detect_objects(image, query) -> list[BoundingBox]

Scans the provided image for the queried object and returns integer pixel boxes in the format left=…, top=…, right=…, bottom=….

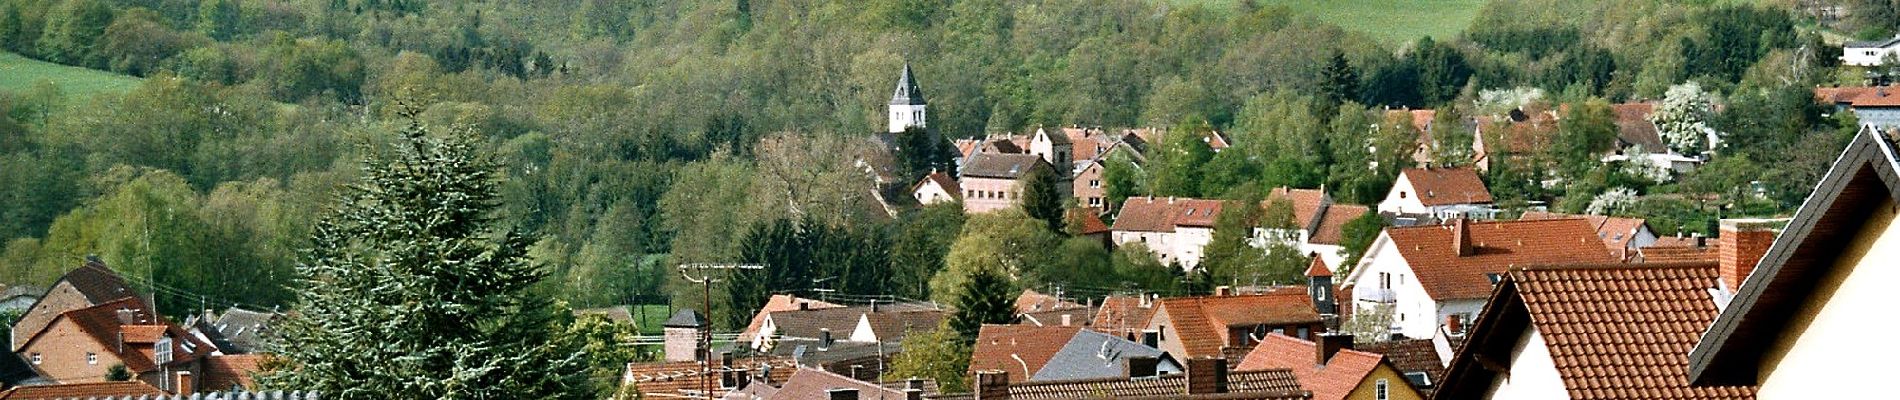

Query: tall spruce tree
left=947, top=266, right=1016, bottom=340
left=260, top=108, right=592, bottom=399
left=1018, top=163, right=1063, bottom=232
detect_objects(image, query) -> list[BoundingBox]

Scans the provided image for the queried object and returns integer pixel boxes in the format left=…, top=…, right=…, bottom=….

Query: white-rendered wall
left=889, top=104, right=926, bottom=133
left=1348, top=236, right=1440, bottom=339
left=1842, top=45, right=1899, bottom=67
left=1482, top=325, right=1570, bottom=400
left=1378, top=175, right=1426, bottom=215
left=1756, top=206, right=1900, bottom=399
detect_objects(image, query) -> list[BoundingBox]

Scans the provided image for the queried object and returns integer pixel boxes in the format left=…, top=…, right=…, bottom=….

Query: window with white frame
left=156, top=336, right=173, bottom=364
left=86, top=352, right=97, bottom=365
left=30, top=353, right=40, bottom=365
left=1376, top=379, right=1389, bottom=400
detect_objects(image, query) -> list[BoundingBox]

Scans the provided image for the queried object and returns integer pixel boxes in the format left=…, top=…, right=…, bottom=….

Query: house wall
left=850, top=314, right=878, bottom=343
left=1378, top=176, right=1427, bottom=215
left=1348, top=364, right=1426, bottom=400
left=913, top=182, right=956, bottom=205
left=1347, top=235, right=1441, bottom=339
left=20, top=317, right=122, bottom=384
left=1755, top=205, right=1898, bottom=398
left=1842, top=45, right=1899, bottom=67
left=961, top=177, right=1021, bottom=214
left=1481, top=325, right=1568, bottom=400
left=1075, top=163, right=1106, bottom=212
left=1143, top=306, right=1186, bottom=359
left=1854, top=107, right=1900, bottom=133
left=1112, top=228, right=1212, bottom=271
left=889, top=104, right=926, bottom=133
left=12, top=281, right=88, bottom=351
left=1250, top=228, right=1347, bottom=273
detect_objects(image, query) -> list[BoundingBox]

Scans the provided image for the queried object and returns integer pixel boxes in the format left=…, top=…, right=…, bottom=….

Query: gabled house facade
left=1144, top=292, right=1324, bottom=360
left=15, top=297, right=212, bottom=392
left=959, top=153, right=1066, bottom=214
left=1376, top=168, right=1495, bottom=222
left=1687, top=127, right=1900, bottom=398
left=968, top=325, right=1081, bottom=384
left=1345, top=219, right=1614, bottom=339
left=1237, top=334, right=1424, bottom=400
left=1109, top=197, right=1223, bottom=269
left=12, top=261, right=141, bottom=352
left=1841, top=35, right=1900, bottom=66
left=1254, top=187, right=1371, bottom=269
left=909, top=171, right=960, bottom=206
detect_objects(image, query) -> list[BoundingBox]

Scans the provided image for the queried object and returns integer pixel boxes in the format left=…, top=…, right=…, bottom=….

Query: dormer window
left=156, top=336, right=173, bottom=364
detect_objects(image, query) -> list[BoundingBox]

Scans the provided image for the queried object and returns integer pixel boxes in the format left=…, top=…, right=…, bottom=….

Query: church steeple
left=891, top=63, right=926, bottom=106
left=888, top=63, right=928, bottom=133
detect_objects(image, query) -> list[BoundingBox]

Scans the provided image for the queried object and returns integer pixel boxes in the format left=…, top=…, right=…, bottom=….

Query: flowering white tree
left=1475, top=87, right=1547, bottom=115
left=1649, top=82, right=1719, bottom=155
left=1587, top=187, right=1640, bottom=215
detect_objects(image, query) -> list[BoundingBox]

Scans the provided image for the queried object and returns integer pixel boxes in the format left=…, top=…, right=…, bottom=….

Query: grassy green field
left=1170, top=0, right=1489, bottom=45
left=0, top=51, right=142, bottom=101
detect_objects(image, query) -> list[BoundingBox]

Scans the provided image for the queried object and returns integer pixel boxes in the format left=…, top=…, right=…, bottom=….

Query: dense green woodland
left=0, top=0, right=1860, bottom=329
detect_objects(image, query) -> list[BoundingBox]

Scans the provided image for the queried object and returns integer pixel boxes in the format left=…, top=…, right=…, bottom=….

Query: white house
left=1109, top=197, right=1223, bottom=270
left=1377, top=167, right=1497, bottom=221
left=1841, top=36, right=1900, bottom=67
left=1345, top=219, right=1614, bottom=339
left=909, top=171, right=960, bottom=206
left=1251, top=187, right=1370, bottom=270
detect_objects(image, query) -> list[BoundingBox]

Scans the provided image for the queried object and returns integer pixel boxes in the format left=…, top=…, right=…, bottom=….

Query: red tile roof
left=1813, top=86, right=1873, bottom=104
left=623, top=357, right=797, bottom=398
left=1003, top=369, right=1306, bottom=399
left=200, top=354, right=266, bottom=391
left=1309, top=204, right=1367, bottom=245
left=743, top=295, right=843, bottom=339
left=968, top=325, right=1083, bottom=383
left=1848, top=86, right=1900, bottom=107
left=1303, top=258, right=1331, bottom=278
left=1519, top=211, right=1649, bottom=258
left=1459, top=263, right=1755, bottom=399
left=26, top=297, right=209, bottom=374
left=1111, top=197, right=1223, bottom=232
left=1236, top=335, right=1390, bottom=400
left=1266, top=187, right=1327, bottom=231
left=1637, top=242, right=1721, bottom=263
left=1090, top=295, right=1158, bottom=337
left=1354, top=339, right=1443, bottom=392
left=1397, top=168, right=1493, bottom=206
left=1013, top=290, right=1082, bottom=314
left=0, top=382, right=164, bottom=400
left=1157, top=294, right=1322, bottom=358
left=1382, top=219, right=1616, bottom=301
left=911, top=171, right=961, bottom=199
left=772, top=367, right=910, bottom=399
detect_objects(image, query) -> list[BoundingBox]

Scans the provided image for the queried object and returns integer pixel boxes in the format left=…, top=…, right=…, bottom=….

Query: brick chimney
left=1316, top=333, right=1354, bottom=366
left=974, top=370, right=1010, bottom=400
left=1185, top=357, right=1228, bottom=395
left=1444, top=314, right=1464, bottom=336
left=1718, top=219, right=1782, bottom=291
left=828, top=388, right=860, bottom=400
left=174, top=371, right=193, bottom=394
left=1451, top=218, right=1474, bottom=256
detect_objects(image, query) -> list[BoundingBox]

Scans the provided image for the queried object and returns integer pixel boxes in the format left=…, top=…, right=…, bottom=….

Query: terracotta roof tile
left=969, top=325, right=1083, bottom=383
left=1636, top=242, right=1721, bottom=263
left=1303, top=258, right=1331, bottom=278
left=1813, top=86, right=1873, bottom=104
left=1005, top=369, right=1306, bottom=399
left=1504, top=264, right=1754, bottom=399
left=200, top=354, right=266, bottom=391
left=1848, top=86, right=1900, bottom=107
left=1611, top=103, right=1665, bottom=150
left=1519, top=211, right=1649, bottom=259
left=624, top=357, right=796, bottom=398
left=1384, top=219, right=1616, bottom=300
left=910, top=172, right=961, bottom=200
left=1110, top=197, right=1223, bottom=233
left=0, top=382, right=164, bottom=400
left=1014, top=290, right=1081, bottom=314
left=1090, top=296, right=1158, bottom=337
left=33, top=298, right=210, bottom=374
left=772, top=367, right=910, bottom=399
left=1158, top=294, right=1321, bottom=358
left=1235, top=335, right=1387, bottom=400
left=1354, top=339, right=1443, bottom=391
left=1309, top=205, right=1367, bottom=245
left=1397, top=168, right=1493, bottom=206
left=743, top=295, right=842, bottom=339
left=1266, top=188, right=1327, bottom=231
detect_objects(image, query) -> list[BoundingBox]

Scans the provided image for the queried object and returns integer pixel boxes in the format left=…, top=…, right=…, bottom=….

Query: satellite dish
left=792, top=344, right=808, bottom=363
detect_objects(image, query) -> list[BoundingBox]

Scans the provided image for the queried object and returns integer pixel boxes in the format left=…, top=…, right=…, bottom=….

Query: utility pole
left=678, top=263, right=763, bottom=399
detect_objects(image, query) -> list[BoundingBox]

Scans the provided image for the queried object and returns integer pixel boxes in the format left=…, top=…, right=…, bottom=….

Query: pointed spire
left=891, top=63, right=926, bottom=106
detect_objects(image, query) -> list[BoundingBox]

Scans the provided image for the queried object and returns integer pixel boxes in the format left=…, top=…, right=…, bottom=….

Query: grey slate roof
left=1030, top=329, right=1182, bottom=381
left=665, top=309, right=708, bottom=328
left=961, top=153, right=1050, bottom=180
left=0, top=352, right=41, bottom=388
left=203, top=308, right=279, bottom=354
left=891, top=63, right=926, bottom=106
left=1845, top=35, right=1900, bottom=49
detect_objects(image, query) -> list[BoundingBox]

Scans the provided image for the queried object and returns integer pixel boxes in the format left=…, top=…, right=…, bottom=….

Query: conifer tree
left=1018, top=163, right=1063, bottom=232
left=947, top=266, right=1016, bottom=340
left=260, top=108, right=592, bottom=399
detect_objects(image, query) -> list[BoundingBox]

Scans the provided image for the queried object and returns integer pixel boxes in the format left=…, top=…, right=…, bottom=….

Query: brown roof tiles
left=1157, top=294, right=1322, bottom=359
left=1236, top=335, right=1392, bottom=400
left=1440, top=263, right=1754, bottom=399
left=1003, top=369, right=1307, bottom=399
left=968, top=325, right=1083, bottom=383
left=1383, top=219, right=1617, bottom=301
left=1397, top=168, right=1493, bottom=206
left=1111, top=197, right=1224, bottom=233
left=962, top=153, right=1050, bottom=180
left=0, top=382, right=164, bottom=400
